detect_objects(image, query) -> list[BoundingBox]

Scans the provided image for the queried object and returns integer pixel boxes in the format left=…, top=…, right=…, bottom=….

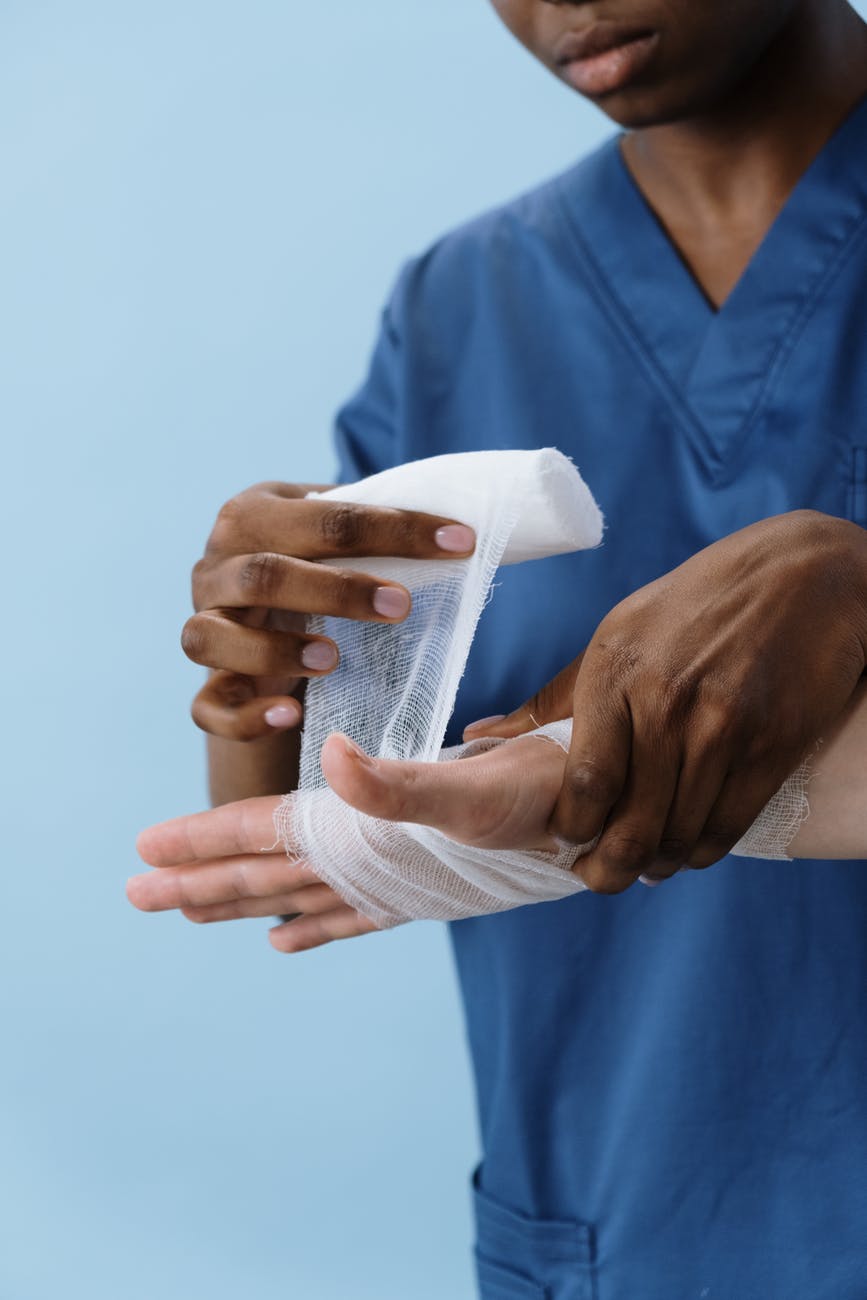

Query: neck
left=623, top=0, right=867, bottom=226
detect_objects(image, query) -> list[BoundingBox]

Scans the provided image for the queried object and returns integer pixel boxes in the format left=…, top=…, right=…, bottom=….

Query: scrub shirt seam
left=555, top=178, right=867, bottom=478
left=733, top=206, right=867, bottom=449
left=553, top=190, right=720, bottom=463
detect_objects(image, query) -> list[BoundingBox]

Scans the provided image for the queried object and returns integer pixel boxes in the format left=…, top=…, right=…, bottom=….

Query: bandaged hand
left=128, top=728, right=574, bottom=951
left=130, top=679, right=867, bottom=946
left=467, top=511, right=867, bottom=891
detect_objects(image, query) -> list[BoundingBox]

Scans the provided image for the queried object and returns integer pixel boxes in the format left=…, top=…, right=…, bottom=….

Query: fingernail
left=435, top=524, right=475, bottom=553
left=342, top=734, right=374, bottom=766
left=264, top=704, right=298, bottom=729
left=639, top=874, right=662, bottom=888
left=464, top=714, right=506, bottom=734
left=301, top=640, right=338, bottom=671
left=373, top=586, right=411, bottom=619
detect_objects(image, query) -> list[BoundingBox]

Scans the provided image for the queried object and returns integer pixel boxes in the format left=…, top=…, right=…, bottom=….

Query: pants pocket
left=472, top=1167, right=597, bottom=1300
left=475, top=1254, right=549, bottom=1299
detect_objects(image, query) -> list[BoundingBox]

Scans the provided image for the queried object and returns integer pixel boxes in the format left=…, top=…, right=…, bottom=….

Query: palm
left=129, top=732, right=567, bottom=951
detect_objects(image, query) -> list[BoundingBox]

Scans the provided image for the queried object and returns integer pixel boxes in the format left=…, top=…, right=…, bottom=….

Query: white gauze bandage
left=501, top=719, right=812, bottom=863
left=274, top=450, right=811, bottom=927
left=274, top=449, right=603, bottom=926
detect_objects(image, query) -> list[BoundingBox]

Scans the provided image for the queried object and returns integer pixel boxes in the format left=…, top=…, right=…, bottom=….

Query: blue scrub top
left=335, top=97, right=867, bottom=1300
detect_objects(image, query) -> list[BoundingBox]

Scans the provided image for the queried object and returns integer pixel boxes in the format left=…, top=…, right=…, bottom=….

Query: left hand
left=129, top=729, right=570, bottom=951
left=129, top=796, right=378, bottom=954
left=464, top=510, right=867, bottom=892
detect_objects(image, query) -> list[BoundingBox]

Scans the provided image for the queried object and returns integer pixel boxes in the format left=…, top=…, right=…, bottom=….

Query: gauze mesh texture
left=274, top=450, right=603, bottom=926
left=276, top=716, right=810, bottom=928
left=297, top=449, right=603, bottom=777
left=274, top=450, right=810, bottom=928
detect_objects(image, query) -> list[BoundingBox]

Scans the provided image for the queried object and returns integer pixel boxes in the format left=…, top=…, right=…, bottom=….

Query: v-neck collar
left=557, top=94, right=867, bottom=481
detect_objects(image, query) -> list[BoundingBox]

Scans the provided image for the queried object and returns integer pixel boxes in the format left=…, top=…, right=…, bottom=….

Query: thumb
left=462, top=654, right=584, bottom=741
left=319, top=731, right=561, bottom=851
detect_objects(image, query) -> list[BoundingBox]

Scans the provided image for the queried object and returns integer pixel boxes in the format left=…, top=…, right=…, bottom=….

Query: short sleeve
left=333, top=270, right=409, bottom=486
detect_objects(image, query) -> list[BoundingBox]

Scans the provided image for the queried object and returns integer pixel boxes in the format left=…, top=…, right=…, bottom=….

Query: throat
left=633, top=187, right=786, bottom=311
left=619, top=0, right=867, bottom=310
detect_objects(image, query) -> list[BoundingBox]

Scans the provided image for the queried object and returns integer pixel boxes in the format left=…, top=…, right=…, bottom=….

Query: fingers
left=646, top=737, right=734, bottom=877
left=135, top=795, right=289, bottom=868
left=191, top=672, right=303, bottom=741
left=128, top=852, right=318, bottom=912
left=548, top=672, right=632, bottom=849
left=687, top=758, right=801, bottom=869
left=181, top=611, right=340, bottom=679
left=181, top=880, right=341, bottom=923
left=574, top=712, right=681, bottom=893
left=209, top=494, right=476, bottom=564
left=463, top=656, right=583, bottom=741
left=269, top=906, right=379, bottom=954
left=193, top=553, right=415, bottom=623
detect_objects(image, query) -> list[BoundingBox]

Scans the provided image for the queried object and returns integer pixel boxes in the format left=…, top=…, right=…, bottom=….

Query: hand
left=129, top=794, right=379, bottom=954
left=185, top=481, right=476, bottom=740
left=464, top=510, right=867, bottom=892
left=128, top=731, right=569, bottom=951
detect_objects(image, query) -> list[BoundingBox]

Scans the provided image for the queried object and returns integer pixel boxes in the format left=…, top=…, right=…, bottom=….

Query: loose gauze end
left=273, top=448, right=604, bottom=927
left=273, top=449, right=811, bottom=928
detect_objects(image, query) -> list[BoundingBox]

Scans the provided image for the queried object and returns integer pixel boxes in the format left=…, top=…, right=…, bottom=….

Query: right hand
left=184, top=480, right=476, bottom=741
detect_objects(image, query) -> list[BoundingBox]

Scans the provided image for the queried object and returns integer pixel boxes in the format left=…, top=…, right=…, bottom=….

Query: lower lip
left=563, top=33, right=659, bottom=97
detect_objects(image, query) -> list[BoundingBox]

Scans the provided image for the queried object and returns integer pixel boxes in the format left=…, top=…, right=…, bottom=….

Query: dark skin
left=182, top=0, right=867, bottom=902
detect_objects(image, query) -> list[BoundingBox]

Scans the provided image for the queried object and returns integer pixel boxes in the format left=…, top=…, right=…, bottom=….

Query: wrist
left=792, top=509, right=867, bottom=666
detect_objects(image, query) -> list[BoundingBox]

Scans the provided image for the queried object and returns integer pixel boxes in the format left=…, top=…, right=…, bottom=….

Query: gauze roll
left=296, top=449, right=603, bottom=777
left=274, top=449, right=603, bottom=925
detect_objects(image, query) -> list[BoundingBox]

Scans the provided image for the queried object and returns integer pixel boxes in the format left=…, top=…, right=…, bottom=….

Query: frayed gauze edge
left=272, top=449, right=811, bottom=927
left=274, top=717, right=812, bottom=929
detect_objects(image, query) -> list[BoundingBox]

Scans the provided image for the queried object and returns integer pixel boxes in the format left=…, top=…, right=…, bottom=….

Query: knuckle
left=391, top=509, right=421, bottom=552
left=330, top=567, right=359, bottom=611
left=180, top=617, right=210, bottom=664
left=656, top=666, right=698, bottom=720
left=189, top=694, right=210, bottom=732
left=563, top=761, right=620, bottom=809
left=580, top=862, right=633, bottom=895
left=599, top=833, right=654, bottom=875
left=190, top=692, right=257, bottom=742
left=238, top=552, right=284, bottom=601
left=697, top=675, right=761, bottom=744
left=593, top=616, right=643, bottom=678
left=320, top=504, right=364, bottom=551
left=212, top=496, right=244, bottom=542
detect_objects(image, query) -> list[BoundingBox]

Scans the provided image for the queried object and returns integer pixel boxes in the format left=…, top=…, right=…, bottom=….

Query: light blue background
left=0, top=4, right=607, bottom=1298
left=7, top=3, right=865, bottom=1297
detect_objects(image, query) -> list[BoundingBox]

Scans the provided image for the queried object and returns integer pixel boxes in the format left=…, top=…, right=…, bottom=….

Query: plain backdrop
left=0, top=4, right=606, bottom=1298
left=5, top=3, right=866, bottom=1298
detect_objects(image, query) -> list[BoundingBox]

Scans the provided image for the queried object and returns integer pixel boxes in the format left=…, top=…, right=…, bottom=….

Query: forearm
left=787, top=676, right=867, bottom=860
left=207, top=730, right=301, bottom=806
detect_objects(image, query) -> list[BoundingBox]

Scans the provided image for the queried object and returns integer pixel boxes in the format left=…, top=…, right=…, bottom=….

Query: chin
left=576, top=75, right=739, bottom=130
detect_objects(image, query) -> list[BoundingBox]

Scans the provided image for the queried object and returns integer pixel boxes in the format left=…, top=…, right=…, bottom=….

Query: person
left=130, top=2, right=867, bottom=1294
